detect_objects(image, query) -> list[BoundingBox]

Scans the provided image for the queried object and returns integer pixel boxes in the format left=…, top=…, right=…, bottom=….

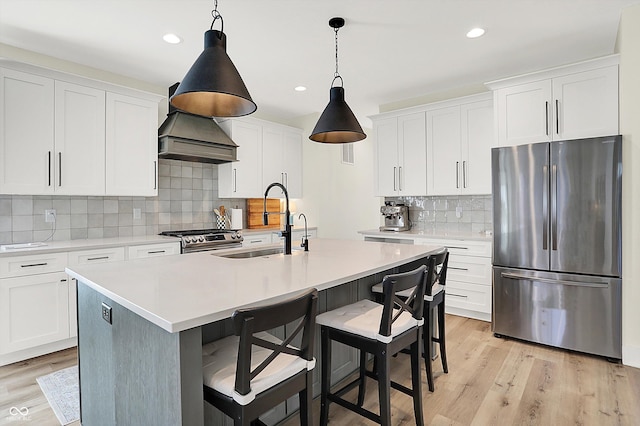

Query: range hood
left=158, top=83, right=238, bottom=164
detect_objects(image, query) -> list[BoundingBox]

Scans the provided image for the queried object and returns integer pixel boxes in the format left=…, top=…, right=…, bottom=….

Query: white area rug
left=36, top=366, right=79, bottom=425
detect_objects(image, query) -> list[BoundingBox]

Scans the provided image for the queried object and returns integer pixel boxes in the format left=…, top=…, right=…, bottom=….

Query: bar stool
left=317, top=265, right=428, bottom=426
left=372, top=248, right=449, bottom=392
left=202, top=288, right=318, bottom=425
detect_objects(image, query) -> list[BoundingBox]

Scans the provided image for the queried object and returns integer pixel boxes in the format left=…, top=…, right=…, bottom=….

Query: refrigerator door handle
left=543, top=165, right=548, bottom=250
left=500, top=272, right=609, bottom=288
left=551, top=164, right=558, bottom=251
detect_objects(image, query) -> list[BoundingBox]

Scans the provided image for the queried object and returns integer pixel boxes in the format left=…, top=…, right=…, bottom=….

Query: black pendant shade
left=310, top=17, right=366, bottom=144
left=170, top=30, right=257, bottom=118
left=310, top=87, right=366, bottom=143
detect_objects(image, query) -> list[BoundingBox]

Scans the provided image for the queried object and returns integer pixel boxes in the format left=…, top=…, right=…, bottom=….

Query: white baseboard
left=622, top=344, right=640, bottom=368
left=0, top=338, right=77, bottom=367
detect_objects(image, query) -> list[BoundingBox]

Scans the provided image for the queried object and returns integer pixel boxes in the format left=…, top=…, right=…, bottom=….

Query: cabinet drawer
left=445, top=280, right=492, bottom=314
left=67, top=247, right=125, bottom=266
left=242, top=234, right=273, bottom=247
left=415, top=238, right=491, bottom=257
left=0, top=252, right=68, bottom=278
left=128, top=242, right=180, bottom=259
left=448, top=255, right=492, bottom=286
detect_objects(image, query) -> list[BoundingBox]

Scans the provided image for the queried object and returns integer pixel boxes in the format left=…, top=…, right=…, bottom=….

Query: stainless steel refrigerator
left=492, top=135, right=622, bottom=360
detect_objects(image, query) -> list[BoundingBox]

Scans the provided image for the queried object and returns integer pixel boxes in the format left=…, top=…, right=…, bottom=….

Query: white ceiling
left=1, top=0, right=638, bottom=129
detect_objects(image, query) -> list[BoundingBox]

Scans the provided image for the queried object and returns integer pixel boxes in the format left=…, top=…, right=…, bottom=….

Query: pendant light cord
left=332, top=25, right=344, bottom=88
left=210, top=0, right=224, bottom=34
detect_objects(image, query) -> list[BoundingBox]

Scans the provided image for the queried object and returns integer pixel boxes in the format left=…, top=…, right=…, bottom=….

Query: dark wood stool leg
left=377, top=346, right=392, bottom=426
left=424, top=303, right=435, bottom=392
left=299, top=370, right=313, bottom=426
left=438, top=301, right=448, bottom=374
left=411, top=330, right=425, bottom=426
left=320, top=327, right=331, bottom=426
left=357, top=349, right=367, bottom=406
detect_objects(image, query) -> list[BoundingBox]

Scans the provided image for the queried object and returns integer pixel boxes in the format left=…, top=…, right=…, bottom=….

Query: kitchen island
left=66, top=238, right=442, bottom=425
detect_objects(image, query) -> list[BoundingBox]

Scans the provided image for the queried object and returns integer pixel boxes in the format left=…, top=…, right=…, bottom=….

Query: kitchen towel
left=230, top=208, right=243, bottom=230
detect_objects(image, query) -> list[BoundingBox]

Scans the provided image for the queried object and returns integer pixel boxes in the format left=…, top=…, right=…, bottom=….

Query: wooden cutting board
left=246, top=198, right=281, bottom=229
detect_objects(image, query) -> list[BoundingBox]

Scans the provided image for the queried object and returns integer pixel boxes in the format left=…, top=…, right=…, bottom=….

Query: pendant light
left=310, top=17, right=366, bottom=143
left=170, top=0, right=257, bottom=117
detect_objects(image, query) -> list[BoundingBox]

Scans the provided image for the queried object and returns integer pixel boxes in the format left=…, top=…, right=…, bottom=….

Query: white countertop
left=0, top=235, right=180, bottom=257
left=66, top=238, right=442, bottom=334
left=358, top=229, right=492, bottom=242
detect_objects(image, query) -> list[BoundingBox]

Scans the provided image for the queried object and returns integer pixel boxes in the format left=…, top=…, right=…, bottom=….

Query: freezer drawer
left=492, top=266, right=621, bottom=359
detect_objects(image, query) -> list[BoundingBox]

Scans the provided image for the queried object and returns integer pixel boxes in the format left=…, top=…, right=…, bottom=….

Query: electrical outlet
left=101, top=302, right=112, bottom=324
left=455, top=206, right=463, bottom=219
left=133, top=208, right=141, bottom=220
left=45, top=209, right=56, bottom=223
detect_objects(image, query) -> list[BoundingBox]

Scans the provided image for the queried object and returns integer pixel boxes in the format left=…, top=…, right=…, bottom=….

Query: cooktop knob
left=198, top=236, right=205, bottom=242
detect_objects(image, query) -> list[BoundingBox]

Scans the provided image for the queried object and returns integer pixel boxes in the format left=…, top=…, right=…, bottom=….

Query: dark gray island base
left=73, top=240, right=440, bottom=425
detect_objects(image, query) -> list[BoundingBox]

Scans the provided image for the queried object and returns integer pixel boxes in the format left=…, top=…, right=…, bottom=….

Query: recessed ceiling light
left=294, top=86, right=307, bottom=92
left=466, top=28, right=485, bottom=39
left=163, top=33, right=182, bottom=44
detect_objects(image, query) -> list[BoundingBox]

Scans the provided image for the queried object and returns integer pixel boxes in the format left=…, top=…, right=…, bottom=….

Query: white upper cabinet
left=55, top=81, right=106, bottom=195
left=461, top=98, right=494, bottom=194
left=0, top=68, right=55, bottom=194
left=105, top=92, right=158, bottom=196
left=219, top=118, right=303, bottom=199
left=218, top=119, right=263, bottom=198
left=489, top=56, right=619, bottom=146
left=0, top=62, right=161, bottom=196
left=374, top=112, right=427, bottom=196
left=426, top=95, right=494, bottom=195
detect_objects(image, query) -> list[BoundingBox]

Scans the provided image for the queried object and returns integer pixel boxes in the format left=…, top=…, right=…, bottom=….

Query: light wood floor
left=1, top=315, right=639, bottom=425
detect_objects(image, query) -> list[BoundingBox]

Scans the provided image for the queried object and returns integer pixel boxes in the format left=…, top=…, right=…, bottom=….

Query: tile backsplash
left=385, top=195, right=493, bottom=235
left=0, top=159, right=245, bottom=244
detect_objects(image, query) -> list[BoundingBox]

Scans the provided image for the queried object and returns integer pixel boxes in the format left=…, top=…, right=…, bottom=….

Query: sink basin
left=215, top=246, right=302, bottom=259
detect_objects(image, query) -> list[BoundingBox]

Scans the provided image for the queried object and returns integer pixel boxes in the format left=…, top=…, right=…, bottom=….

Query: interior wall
left=617, top=4, right=640, bottom=368
left=292, top=114, right=381, bottom=240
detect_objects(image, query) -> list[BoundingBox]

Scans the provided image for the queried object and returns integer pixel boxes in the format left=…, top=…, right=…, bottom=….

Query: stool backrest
left=425, top=249, right=449, bottom=297
left=379, top=264, right=428, bottom=337
left=231, top=288, right=318, bottom=396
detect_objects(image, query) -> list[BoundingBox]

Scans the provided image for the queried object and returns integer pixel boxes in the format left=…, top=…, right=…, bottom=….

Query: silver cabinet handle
left=285, top=172, right=288, bottom=189
left=154, top=160, right=157, bottom=190
left=543, top=165, right=548, bottom=250
left=393, top=166, right=397, bottom=191
left=87, top=256, right=110, bottom=261
left=456, top=161, right=460, bottom=188
left=233, top=168, right=237, bottom=193
left=448, top=293, right=468, bottom=299
left=448, top=266, right=468, bottom=271
left=463, top=160, right=467, bottom=188
left=446, top=245, right=468, bottom=250
left=21, top=262, right=48, bottom=268
left=398, top=166, right=402, bottom=191
left=147, top=250, right=166, bottom=254
left=58, top=152, right=62, bottom=186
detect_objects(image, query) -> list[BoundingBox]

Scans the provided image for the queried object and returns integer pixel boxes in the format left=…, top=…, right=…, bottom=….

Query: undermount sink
left=214, top=246, right=302, bottom=259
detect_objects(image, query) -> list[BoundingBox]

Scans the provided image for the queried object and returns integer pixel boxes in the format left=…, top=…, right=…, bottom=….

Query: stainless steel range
left=160, top=229, right=243, bottom=253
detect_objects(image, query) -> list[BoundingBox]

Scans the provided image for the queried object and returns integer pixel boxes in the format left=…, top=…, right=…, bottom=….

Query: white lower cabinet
left=0, top=271, right=70, bottom=354
left=0, top=240, right=181, bottom=366
left=414, top=238, right=492, bottom=321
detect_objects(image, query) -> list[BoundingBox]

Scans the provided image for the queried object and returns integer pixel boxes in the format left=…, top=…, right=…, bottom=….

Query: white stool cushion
left=371, top=282, right=444, bottom=301
left=316, top=299, right=423, bottom=344
left=202, top=331, right=315, bottom=406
